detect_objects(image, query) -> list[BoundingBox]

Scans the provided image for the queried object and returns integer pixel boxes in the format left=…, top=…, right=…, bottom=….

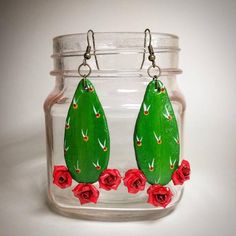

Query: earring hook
left=140, top=29, right=162, bottom=90
left=86, top=29, right=100, bottom=70
left=140, top=29, right=152, bottom=70
left=78, top=29, right=100, bottom=81
left=140, top=29, right=161, bottom=80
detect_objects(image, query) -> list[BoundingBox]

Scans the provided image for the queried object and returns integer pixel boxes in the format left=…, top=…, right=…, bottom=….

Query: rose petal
left=53, top=165, right=72, bottom=189
left=147, top=184, right=173, bottom=208
left=172, top=159, right=191, bottom=185
left=53, top=165, right=68, bottom=173
left=99, top=169, right=122, bottom=191
left=123, top=169, right=146, bottom=194
left=73, top=183, right=100, bottom=205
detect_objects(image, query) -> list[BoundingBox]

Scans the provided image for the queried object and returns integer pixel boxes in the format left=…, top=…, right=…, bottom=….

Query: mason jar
left=44, top=32, right=186, bottom=220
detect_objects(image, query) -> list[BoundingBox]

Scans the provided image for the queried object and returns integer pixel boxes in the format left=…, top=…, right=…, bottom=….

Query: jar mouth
left=52, top=32, right=180, bottom=57
left=53, top=32, right=179, bottom=41
left=52, top=32, right=181, bottom=77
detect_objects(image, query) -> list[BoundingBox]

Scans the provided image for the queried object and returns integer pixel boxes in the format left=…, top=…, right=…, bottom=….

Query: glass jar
left=44, top=32, right=186, bottom=220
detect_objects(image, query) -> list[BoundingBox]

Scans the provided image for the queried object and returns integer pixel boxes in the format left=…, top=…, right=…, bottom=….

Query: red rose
left=99, top=169, right=122, bottom=191
left=72, top=183, right=99, bottom=205
left=53, top=165, right=72, bottom=189
left=123, top=169, right=146, bottom=194
left=147, top=184, right=173, bottom=208
left=172, top=160, right=191, bottom=185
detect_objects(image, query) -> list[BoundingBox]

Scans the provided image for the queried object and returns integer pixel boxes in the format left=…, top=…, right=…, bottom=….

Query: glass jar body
left=44, top=33, right=186, bottom=220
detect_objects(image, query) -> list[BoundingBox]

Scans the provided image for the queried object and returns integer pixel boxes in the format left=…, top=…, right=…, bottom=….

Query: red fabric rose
left=72, top=183, right=99, bottom=205
left=123, top=169, right=146, bottom=194
left=172, top=160, right=191, bottom=185
left=53, top=165, right=72, bottom=189
left=147, top=184, right=173, bottom=208
left=99, top=169, right=122, bottom=191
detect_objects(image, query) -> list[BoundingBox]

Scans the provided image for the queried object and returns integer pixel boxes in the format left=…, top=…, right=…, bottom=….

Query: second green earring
left=123, top=29, right=191, bottom=209
left=133, top=79, right=180, bottom=185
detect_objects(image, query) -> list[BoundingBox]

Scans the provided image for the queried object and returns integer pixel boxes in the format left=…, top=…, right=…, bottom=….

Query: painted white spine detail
left=66, top=117, right=70, bottom=126
left=98, top=139, right=106, bottom=149
left=92, top=160, right=101, bottom=170
left=93, top=106, right=98, bottom=114
left=73, top=97, right=78, bottom=105
left=153, top=131, right=161, bottom=143
left=174, top=136, right=180, bottom=144
left=81, top=129, right=88, bottom=137
left=169, top=156, right=176, bottom=168
left=163, top=106, right=172, bottom=120
left=74, top=160, right=80, bottom=172
left=148, top=158, right=155, bottom=171
left=143, top=103, right=151, bottom=113
left=136, top=136, right=143, bottom=142
left=154, top=176, right=161, bottom=184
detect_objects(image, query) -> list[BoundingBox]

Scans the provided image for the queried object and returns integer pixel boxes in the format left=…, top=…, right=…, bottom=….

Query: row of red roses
left=53, top=160, right=190, bottom=207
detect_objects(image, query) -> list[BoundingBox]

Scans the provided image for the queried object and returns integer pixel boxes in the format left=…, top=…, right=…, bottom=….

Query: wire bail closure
left=147, top=64, right=161, bottom=79
left=78, top=59, right=92, bottom=78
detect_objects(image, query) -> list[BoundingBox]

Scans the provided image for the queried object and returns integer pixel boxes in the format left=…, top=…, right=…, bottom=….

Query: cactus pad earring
left=123, top=29, right=191, bottom=208
left=53, top=30, right=121, bottom=205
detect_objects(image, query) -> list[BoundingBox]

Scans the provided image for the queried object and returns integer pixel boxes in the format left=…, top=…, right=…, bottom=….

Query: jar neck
left=51, top=32, right=182, bottom=78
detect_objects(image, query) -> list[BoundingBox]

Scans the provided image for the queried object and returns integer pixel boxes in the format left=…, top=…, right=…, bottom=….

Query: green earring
left=134, top=29, right=180, bottom=185
left=64, top=30, right=110, bottom=183
left=133, top=78, right=180, bottom=185
left=123, top=29, right=190, bottom=208
left=64, top=78, right=110, bottom=183
left=53, top=30, right=122, bottom=205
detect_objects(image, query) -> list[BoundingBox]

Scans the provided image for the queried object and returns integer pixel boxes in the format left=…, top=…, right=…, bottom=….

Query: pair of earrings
left=53, top=29, right=191, bottom=208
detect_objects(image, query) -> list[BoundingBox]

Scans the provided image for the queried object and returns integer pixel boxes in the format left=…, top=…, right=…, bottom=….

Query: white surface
left=0, top=0, right=236, bottom=235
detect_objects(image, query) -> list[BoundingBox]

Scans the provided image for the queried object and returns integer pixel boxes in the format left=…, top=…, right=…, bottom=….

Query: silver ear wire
left=140, top=29, right=162, bottom=90
left=141, top=29, right=161, bottom=76
left=78, top=30, right=100, bottom=83
left=140, top=29, right=152, bottom=70
left=86, top=29, right=100, bottom=70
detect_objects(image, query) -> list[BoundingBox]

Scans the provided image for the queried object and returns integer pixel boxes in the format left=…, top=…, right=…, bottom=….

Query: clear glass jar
left=44, top=32, right=186, bottom=220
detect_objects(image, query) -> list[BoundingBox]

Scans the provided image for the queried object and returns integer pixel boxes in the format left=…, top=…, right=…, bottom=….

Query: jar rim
left=52, top=32, right=180, bottom=57
left=52, top=32, right=181, bottom=77
left=53, top=31, right=179, bottom=41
